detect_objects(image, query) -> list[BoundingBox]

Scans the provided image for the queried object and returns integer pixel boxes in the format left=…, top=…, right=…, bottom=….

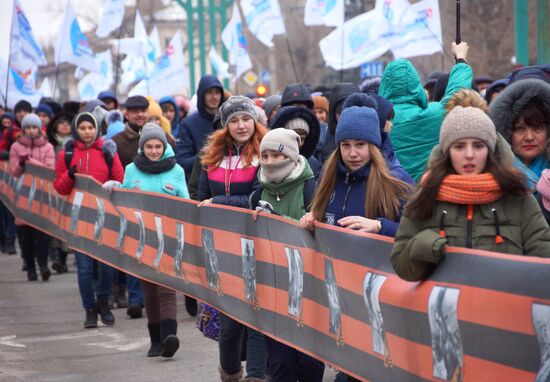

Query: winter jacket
left=111, top=124, right=141, bottom=168
left=323, top=160, right=411, bottom=237
left=122, top=145, right=189, bottom=199
left=0, top=123, right=21, bottom=156
left=198, top=144, right=260, bottom=208
left=250, top=156, right=315, bottom=220
left=8, top=134, right=55, bottom=178
left=391, top=193, right=550, bottom=281
left=322, top=83, right=360, bottom=161
left=269, top=106, right=321, bottom=179
left=379, top=60, right=473, bottom=181
left=159, top=96, right=180, bottom=138
left=489, top=79, right=550, bottom=180
left=54, top=138, right=124, bottom=196
left=176, top=75, right=224, bottom=180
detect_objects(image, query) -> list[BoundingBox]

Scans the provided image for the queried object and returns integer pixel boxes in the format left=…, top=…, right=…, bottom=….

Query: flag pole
left=3, top=1, right=16, bottom=108
left=284, top=36, right=300, bottom=83
left=455, top=0, right=461, bottom=44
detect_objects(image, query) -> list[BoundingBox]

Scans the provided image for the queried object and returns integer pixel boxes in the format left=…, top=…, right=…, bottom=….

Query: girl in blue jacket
left=104, top=123, right=189, bottom=358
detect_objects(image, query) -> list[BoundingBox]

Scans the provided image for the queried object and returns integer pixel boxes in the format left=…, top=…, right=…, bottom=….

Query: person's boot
left=5, top=238, right=16, bottom=255
left=27, top=269, right=37, bottom=281
left=219, top=366, right=243, bottom=382
left=184, top=296, right=198, bottom=317
left=40, top=266, right=51, bottom=282
left=84, top=307, right=98, bottom=329
left=160, top=319, right=179, bottom=358
left=127, top=304, right=143, bottom=319
left=116, top=284, right=128, bottom=308
left=147, top=323, right=162, bottom=357
left=97, top=298, right=115, bottom=326
left=59, top=251, right=68, bottom=273
left=50, top=248, right=63, bottom=274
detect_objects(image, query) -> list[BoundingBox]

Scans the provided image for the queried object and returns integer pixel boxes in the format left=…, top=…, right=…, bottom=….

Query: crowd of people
left=1, top=41, right=550, bottom=381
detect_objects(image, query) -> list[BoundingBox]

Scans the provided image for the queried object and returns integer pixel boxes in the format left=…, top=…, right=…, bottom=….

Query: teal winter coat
left=379, top=60, right=473, bottom=181
left=122, top=145, right=189, bottom=198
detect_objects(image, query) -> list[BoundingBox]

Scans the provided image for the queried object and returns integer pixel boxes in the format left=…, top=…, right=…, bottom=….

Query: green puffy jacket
left=379, top=60, right=473, bottom=182
left=391, top=194, right=550, bottom=282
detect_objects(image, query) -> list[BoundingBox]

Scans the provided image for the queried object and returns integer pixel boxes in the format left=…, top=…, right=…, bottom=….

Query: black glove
left=68, top=165, right=78, bottom=180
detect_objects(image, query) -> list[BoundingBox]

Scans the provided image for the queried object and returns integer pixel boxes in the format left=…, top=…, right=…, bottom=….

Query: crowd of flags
left=0, top=0, right=443, bottom=108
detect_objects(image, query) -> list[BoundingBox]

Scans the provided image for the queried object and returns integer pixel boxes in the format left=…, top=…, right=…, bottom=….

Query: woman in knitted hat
left=300, top=106, right=411, bottom=237
left=54, top=112, right=124, bottom=329
left=198, top=95, right=268, bottom=381
left=8, top=113, right=55, bottom=282
left=391, top=105, right=550, bottom=282
left=250, top=128, right=324, bottom=381
left=104, top=123, right=189, bottom=358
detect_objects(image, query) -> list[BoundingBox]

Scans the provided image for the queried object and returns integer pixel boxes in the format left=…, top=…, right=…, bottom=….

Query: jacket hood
left=328, top=83, right=360, bottom=134
left=159, top=96, right=180, bottom=127
left=485, top=78, right=509, bottom=104
left=196, top=75, right=224, bottom=119
left=379, top=59, right=428, bottom=109
left=489, top=79, right=550, bottom=143
left=269, top=106, right=320, bottom=159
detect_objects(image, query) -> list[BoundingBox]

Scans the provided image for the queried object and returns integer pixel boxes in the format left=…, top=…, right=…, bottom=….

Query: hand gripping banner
left=2, top=162, right=550, bottom=382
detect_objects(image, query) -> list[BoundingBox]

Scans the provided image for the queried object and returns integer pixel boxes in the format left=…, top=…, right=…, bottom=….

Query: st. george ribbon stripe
left=1, top=162, right=549, bottom=382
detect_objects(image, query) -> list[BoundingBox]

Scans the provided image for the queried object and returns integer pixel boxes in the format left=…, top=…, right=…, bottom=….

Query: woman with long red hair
left=198, top=95, right=267, bottom=381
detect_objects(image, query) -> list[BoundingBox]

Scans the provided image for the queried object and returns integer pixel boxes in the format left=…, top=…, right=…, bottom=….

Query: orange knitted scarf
left=436, top=173, right=503, bottom=204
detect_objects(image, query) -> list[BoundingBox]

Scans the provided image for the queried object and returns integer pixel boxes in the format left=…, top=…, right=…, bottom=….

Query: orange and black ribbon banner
left=2, top=162, right=550, bottom=382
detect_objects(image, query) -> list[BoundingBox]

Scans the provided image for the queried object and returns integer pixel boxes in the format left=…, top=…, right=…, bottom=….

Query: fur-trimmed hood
left=489, top=79, right=550, bottom=144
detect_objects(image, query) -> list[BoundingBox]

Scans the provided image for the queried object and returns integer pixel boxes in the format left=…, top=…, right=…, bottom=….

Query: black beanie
left=14, top=100, right=32, bottom=113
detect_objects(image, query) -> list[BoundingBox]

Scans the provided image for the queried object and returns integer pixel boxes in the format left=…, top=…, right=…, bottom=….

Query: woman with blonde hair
left=198, top=95, right=268, bottom=381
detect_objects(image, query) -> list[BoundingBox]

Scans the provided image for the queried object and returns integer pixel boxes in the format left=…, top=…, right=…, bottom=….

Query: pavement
left=0, top=250, right=338, bottom=382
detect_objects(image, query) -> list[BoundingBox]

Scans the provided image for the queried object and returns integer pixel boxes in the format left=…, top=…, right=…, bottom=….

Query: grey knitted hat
left=21, top=113, right=42, bottom=130
left=284, top=118, right=310, bottom=135
left=440, top=106, right=497, bottom=153
left=219, top=96, right=258, bottom=127
left=139, top=123, right=167, bottom=150
left=260, top=129, right=300, bottom=163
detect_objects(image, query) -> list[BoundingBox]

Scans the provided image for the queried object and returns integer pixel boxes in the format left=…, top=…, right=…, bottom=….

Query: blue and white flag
left=55, top=1, right=98, bottom=73
left=390, top=0, right=443, bottom=59
left=128, top=31, right=187, bottom=99
left=38, top=78, right=52, bottom=98
left=304, top=0, right=344, bottom=27
left=319, top=0, right=441, bottom=70
left=0, top=58, right=41, bottom=109
left=10, top=0, right=47, bottom=71
left=78, top=50, right=113, bottom=101
left=239, top=0, right=286, bottom=48
left=96, top=0, right=125, bottom=38
left=209, top=47, right=231, bottom=80
left=222, top=2, right=252, bottom=79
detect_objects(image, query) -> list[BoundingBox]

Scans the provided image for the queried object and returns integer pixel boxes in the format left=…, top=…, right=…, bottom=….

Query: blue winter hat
left=35, top=104, right=53, bottom=118
left=21, top=113, right=42, bottom=130
left=335, top=106, right=381, bottom=147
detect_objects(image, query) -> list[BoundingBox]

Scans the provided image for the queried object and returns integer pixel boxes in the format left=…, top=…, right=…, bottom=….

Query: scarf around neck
left=133, top=153, right=176, bottom=174
left=436, top=173, right=503, bottom=205
left=260, top=157, right=298, bottom=184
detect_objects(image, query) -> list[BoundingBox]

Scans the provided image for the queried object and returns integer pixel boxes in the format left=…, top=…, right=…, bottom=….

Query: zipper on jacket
left=86, top=149, right=90, bottom=175
left=341, top=184, right=352, bottom=218
left=466, top=204, right=474, bottom=248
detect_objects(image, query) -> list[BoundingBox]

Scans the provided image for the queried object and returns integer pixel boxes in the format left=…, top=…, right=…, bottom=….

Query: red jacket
left=0, top=123, right=21, bottom=153
left=54, top=138, right=124, bottom=196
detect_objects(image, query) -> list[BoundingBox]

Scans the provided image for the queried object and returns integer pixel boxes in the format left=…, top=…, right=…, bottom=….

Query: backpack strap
left=64, top=140, right=75, bottom=170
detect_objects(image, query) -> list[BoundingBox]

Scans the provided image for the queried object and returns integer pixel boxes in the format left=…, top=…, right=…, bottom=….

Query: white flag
left=78, top=50, right=113, bottom=101
left=0, top=58, right=41, bottom=109
left=128, top=31, right=187, bottom=99
left=222, top=3, right=252, bottom=79
left=304, top=0, right=344, bottom=27
left=96, top=0, right=125, bottom=38
left=319, top=9, right=391, bottom=70
left=209, top=47, right=231, bottom=80
left=390, top=0, right=443, bottom=59
left=54, top=1, right=98, bottom=73
left=11, top=0, right=47, bottom=70
left=38, top=78, right=52, bottom=98
left=239, top=0, right=286, bottom=48
left=149, top=26, right=162, bottom=61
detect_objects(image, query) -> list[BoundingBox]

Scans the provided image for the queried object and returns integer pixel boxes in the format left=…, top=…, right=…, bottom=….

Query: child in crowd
left=250, top=128, right=324, bottom=382
left=9, top=113, right=55, bottom=281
